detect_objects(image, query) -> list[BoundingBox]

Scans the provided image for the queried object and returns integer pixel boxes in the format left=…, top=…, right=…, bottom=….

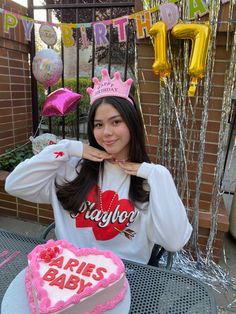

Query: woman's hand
left=82, top=144, right=112, bottom=162
left=117, top=161, right=142, bottom=176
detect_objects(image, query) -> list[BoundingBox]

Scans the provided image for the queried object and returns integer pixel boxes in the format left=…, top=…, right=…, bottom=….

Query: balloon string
left=0, top=116, right=44, bottom=159
left=134, top=37, right=150, bottom=146
left=163, top=78, right=190, bottom=207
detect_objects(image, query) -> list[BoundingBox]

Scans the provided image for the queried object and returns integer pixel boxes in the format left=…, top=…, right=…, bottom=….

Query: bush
left=0, top=145, right=34, bottom=172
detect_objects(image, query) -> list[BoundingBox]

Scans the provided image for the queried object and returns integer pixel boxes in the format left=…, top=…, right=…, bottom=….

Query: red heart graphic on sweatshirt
left=75, top=186, right=135, bottom=240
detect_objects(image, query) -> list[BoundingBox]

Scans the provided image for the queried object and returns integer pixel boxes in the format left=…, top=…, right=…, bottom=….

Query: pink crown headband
left=86, top=68, right=134, bottom=105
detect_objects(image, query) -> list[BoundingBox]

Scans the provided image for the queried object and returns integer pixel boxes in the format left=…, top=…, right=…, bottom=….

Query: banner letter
left=93, top=22, right=109, bottom=46
left=113, top=16, right=129, bottom=42
left=80, top=25, right=89, bottom=49
left=187, top=0, right=208, bottom=20
left=135, top=11, right=152, bottom=39
left=4, top=12, right=18, bottom=33
left=21, top=18, right=34, bottom=41
left=61, top=25, right=75, bottom=47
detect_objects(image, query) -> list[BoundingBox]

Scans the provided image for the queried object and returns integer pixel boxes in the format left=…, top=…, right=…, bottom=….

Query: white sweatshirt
left=5, top=140, right=192, bottom=264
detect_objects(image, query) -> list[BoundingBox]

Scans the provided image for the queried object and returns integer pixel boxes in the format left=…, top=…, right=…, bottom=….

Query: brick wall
left=135, top=1, right=231, bottom=261
left=0, top=170, right=54, bottom=225
left=0, top=0, right=32, bottom=155
left=0, top=1, right=54, bottom=225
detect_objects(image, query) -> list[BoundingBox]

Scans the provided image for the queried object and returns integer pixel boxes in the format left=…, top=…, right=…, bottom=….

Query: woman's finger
left=88, top=155, right=104, bottom=162
left=91, top=151, right=112, bottom=159
left=82, top=144, right=112, bottom=161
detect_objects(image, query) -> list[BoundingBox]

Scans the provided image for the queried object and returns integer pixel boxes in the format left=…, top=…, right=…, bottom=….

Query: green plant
left=0, top=145, right=34, bottom=172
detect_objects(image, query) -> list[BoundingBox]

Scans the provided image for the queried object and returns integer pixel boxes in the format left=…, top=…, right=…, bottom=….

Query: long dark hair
left=56, top=96, right=150, bottom=214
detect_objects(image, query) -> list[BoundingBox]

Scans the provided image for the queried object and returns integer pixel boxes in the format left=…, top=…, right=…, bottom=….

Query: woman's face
left=93, top=103, right=131, bottom=161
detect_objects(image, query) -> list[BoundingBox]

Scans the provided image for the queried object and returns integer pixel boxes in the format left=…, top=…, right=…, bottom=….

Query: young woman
left=5, top=69, right=192, bottom=264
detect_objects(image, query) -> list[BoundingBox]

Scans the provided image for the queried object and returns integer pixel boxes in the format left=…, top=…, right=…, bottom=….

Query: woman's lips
left=103, top=140, right=116, bottom=146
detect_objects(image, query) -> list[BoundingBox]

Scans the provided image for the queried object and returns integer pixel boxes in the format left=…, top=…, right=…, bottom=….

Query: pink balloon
left=41, top=88, right=81, bottom=117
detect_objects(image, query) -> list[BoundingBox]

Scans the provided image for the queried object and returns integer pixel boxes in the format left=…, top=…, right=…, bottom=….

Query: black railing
left=28, top=0, right=135, bottom=140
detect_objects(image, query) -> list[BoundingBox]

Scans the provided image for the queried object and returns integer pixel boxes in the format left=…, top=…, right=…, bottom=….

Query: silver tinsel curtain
left=138, top=0, right=236, bottom=311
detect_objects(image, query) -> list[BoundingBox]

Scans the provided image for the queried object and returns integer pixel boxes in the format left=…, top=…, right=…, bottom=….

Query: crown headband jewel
left=86, top=68, right=133, bottom=105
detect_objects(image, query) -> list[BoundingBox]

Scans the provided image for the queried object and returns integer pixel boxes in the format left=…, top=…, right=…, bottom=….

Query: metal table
left=0, top=228, right=217, bottom=313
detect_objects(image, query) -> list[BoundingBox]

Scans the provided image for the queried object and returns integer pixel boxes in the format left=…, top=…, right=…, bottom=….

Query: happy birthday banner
left=0, top=0, right=229, bottom=48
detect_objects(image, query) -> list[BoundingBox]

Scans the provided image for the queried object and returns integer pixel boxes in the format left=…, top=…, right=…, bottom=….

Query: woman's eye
left=94, top=123, right=102, bottom=128
left=113, top=120, right=122, bottom=126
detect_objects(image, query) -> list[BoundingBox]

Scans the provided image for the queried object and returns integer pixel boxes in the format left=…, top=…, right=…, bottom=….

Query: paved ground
left=0, top=215, right=236, bottom=313
left=222, top=121, right=236, bottom=215
left=214, top=232, right=236, bottom=313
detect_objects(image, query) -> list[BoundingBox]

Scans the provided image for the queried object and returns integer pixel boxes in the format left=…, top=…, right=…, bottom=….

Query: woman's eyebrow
left=94, top=114, right=121, bottom=122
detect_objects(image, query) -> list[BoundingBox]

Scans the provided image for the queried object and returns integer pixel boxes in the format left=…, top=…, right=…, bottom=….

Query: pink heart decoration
left=41, top=88, right=81, bottom=117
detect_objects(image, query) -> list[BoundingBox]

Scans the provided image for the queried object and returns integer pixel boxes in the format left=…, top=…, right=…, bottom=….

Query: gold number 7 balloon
left=171, top=22, right=211, bottom=97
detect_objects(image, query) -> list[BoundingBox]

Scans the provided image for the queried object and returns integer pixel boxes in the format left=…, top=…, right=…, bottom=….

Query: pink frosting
left=25, top=268, right=37, bottom=314
left=88, top=279, right=128, bottom=314
left=26, top=239, right=126, bottom=314
left=25, top=271, right=128, bottom=314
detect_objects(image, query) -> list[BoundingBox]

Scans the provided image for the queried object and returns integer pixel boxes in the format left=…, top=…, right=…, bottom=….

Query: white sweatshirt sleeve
left=5, top=140, right=83, bottom=204
left=137, top=162, right=192, bottom=252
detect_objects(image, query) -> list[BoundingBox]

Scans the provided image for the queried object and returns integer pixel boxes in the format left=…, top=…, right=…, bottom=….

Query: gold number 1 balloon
left=171, top=23, right=211, bottom=96
left=149, top=21, right=171, bottom=78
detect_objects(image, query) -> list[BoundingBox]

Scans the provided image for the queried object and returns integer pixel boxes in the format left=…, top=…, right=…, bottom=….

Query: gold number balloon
left=171, top=23, right=211, bottom=96
left=149, top=21, right=171, bottom=78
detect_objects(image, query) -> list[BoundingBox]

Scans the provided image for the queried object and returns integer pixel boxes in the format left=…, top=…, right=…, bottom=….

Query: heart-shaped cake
left=25, top=239, right=128, bottom=314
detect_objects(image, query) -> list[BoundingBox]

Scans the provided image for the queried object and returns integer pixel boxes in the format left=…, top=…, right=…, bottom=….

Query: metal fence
left=28, top=0, right=135, bottom=140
